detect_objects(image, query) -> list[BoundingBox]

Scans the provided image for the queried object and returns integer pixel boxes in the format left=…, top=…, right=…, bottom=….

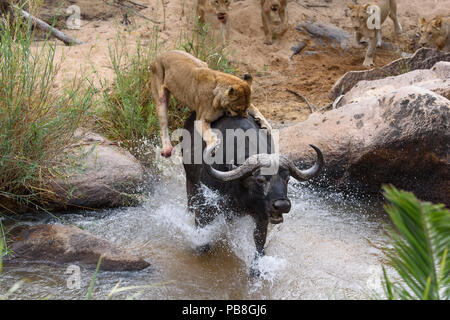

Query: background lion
left=419, top=16, right=450, bottom=51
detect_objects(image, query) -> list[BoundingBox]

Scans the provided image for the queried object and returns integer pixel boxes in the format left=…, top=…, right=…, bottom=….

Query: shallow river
left=1, top=165, right=392, bottom=300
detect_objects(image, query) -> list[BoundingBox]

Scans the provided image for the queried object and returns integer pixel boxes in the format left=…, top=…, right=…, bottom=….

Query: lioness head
left=263, top=0, right=283, bottom=12
left=419, top=17, right=443, bottom=47
left=209, top=0, right=231, bottom=24
left=348, top=3, right=371, bottom=30
left=220, top=74, right=253, bottom=117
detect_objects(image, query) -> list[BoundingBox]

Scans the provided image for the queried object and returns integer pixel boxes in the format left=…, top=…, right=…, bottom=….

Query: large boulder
left=7, top=224, right=150, bottom=271
left=47, top=132, right=144, bottom=210
left=280, top=85, right=449, bottom=205
left=329, top=48, right=450, bottom=100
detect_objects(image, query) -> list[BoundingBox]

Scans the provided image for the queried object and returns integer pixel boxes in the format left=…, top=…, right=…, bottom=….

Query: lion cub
left=260, top=0, right=288, bottom=45
left=196, top=0, right=231, bottom=42
left=150, top=50, right=272, bottom=158
left=348, top=0, right=402, bottom=67
left=419, top=16, right=450, bottom=51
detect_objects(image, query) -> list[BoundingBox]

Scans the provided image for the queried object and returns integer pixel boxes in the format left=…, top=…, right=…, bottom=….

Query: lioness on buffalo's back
left=150, top=50, right=272, bottom=158
left=348, top=0, right=402, bottom=67
left=419, top=16, right=450, bottom=51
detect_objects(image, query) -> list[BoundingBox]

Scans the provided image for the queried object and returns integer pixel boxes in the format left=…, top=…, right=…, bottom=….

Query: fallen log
left=9, top=4, right=83, bottom=46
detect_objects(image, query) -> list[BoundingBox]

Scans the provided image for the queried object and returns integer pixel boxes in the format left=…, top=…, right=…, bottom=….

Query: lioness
left=260, top=0, right=288, bottom=45
left=348, top=0, right=402, bottom=67
left=196, top=0, right=231, bottom=42
left=419, top=16, right=450, bottom=51
left=150, top=50, right=272, bottom=158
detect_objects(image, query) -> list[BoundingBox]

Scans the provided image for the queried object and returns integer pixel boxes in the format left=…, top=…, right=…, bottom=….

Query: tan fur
left=196, top=0, right=231, bottom=42
left=150, top=50, right=272, bottom=157
left=260, top=0, right=288, bottom=45
left=419, top=16, right=450, bottom=51
left=348, top=0, right=402, bottom=67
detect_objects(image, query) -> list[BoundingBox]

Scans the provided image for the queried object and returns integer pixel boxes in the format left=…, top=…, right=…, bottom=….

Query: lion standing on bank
left=348, top=0, right=402, bottom=67
left=419, top=16, right=450, bottom=51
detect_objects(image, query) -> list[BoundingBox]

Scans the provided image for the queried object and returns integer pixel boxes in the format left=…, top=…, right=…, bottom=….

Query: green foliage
left=86, top=255, right=103, bottom=300
left=0, top=18, right=94, bottom=210
left=382, top=185, right=450, bottom=300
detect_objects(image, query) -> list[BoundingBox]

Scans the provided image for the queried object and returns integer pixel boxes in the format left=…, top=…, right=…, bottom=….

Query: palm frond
left=382, top=185, right=450, bottom=300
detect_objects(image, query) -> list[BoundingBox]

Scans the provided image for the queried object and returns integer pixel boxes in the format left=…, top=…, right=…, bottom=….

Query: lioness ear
left=243, top=74, right=253, bottom=88
left=227, top=86, right=235, bottom=96
left=362, top=4, right=370, bottom=10
left=419, top=17, right=426, bottom=25
left=433, top=18, right=442, bottom=29
left=347, top=3, right=355, bottom=9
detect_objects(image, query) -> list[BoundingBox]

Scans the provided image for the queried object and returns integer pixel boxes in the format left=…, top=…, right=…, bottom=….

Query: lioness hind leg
left=151, top=62, right=173, bottom=157
left=157, top=88, right=173, bottom=157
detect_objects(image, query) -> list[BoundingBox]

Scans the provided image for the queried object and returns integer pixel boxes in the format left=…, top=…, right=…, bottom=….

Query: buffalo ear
left=243, top=73, right=253, bottom=88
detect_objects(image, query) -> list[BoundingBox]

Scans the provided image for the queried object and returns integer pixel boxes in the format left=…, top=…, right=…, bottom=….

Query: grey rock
left=280, top=86, right=450, bottom=205
left=8, top=224, right=151, bottom=271
left=47, top=132, right=144, bottom=210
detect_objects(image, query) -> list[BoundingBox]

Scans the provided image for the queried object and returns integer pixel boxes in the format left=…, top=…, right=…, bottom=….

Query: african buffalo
left=181, top=112, right=323, bottom=276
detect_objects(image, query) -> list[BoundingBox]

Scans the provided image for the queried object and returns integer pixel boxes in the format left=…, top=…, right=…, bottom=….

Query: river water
left=1, top=164, right=392, bottom=300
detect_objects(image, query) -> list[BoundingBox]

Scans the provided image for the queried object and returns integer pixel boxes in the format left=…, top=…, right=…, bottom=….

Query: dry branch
left=9, top=4, right=83, bottom=45
left=286, top=89, right=316, bottom=113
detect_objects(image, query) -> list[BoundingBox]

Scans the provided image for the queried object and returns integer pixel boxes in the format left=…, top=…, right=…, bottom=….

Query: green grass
left=178, top=19, right=236, bottom=74
left=381, top=185, right=450, bottom=300
left=0, top=17, right=94, bottom=211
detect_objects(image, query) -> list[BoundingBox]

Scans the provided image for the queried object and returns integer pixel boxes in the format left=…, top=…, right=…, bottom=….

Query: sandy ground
left=35, top=0, right=450, bottom=127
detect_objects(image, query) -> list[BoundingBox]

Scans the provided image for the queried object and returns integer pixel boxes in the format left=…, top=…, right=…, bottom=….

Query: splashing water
left=1, top=164, right=391, bottom=300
